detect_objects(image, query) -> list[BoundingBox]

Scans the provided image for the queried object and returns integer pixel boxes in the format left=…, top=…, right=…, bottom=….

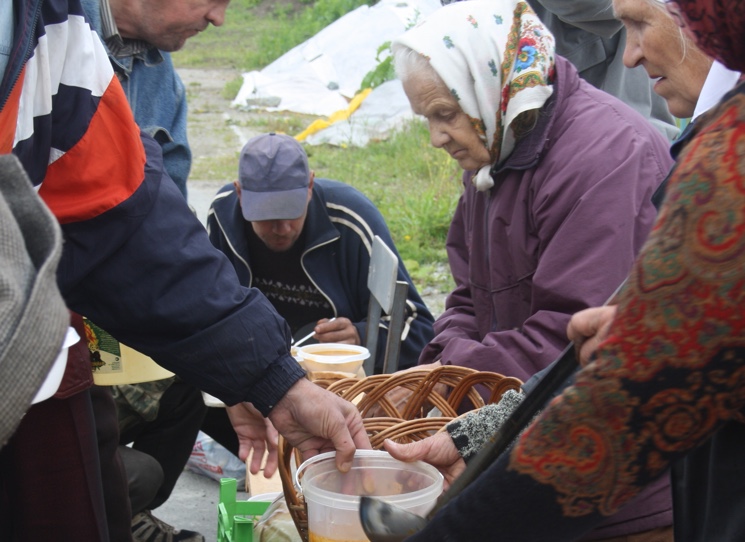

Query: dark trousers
left=118, top=445, right=163, bottom=516
left=201, top=406, right=241, bottom=459
left=0, top=389, right=116, bottom=542
left=91, top=386, right=134, bottom=541
left=118, top=380, right=207, bottom=511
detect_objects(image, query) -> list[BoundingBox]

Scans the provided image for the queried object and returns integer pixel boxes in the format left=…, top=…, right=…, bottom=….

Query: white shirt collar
left=693, top=61, right=741, bottom=120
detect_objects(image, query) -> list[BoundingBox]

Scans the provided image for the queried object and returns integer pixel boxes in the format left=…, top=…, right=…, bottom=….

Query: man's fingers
left=332, top=401, right=372, bottom=472
left=263, top=449, right=279, bottom=478
left=314, top=317, right=360, bottom=345
left=248, top=441, right=266, bottom=474
left=330, top=425, right=359, bottom=473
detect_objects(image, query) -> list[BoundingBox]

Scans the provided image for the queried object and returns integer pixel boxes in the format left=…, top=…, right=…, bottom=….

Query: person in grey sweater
left=0, top=155, right=69, bottom=449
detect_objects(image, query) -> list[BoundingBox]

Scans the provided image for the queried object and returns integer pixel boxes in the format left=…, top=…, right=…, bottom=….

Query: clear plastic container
left=296, top=343, right=369, bottom=377
left=296, top=450, right=443, bottom=542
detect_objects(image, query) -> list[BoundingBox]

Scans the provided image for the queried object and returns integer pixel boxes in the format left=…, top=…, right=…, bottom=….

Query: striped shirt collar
left=99, top=0, right=151, bottom=57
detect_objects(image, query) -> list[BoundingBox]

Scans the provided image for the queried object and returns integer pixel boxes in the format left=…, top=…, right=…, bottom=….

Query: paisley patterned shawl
left=393, top=0, right=554, bottom=169
left=506, top=50, right=745, bottom=523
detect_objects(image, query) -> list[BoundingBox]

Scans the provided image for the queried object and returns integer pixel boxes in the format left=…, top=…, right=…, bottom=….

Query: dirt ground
left=178, top=67, right=249, bottom=176
left=177, top=67, right=264, bottom=222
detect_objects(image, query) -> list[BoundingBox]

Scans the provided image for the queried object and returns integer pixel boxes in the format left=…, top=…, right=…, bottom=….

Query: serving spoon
left=292, top=317, right=336, bottom=348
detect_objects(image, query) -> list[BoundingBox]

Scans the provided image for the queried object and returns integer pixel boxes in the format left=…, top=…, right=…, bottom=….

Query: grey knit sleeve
left=445, top=389, right=528, bottom=462
left=0, top=155, right=69, bottom=447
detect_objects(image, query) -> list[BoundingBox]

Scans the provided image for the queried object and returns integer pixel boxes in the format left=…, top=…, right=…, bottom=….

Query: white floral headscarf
left=393, top=0, right=555, bottom=190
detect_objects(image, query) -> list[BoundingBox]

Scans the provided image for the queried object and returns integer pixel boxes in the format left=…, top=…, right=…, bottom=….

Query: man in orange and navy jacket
left=0, top=1, right=369, bottom=540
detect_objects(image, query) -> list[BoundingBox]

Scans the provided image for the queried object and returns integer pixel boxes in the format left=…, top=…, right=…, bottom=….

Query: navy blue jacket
left=3, top=0, right=303, bottom=415
left=207, top=178, right=435, bottom=372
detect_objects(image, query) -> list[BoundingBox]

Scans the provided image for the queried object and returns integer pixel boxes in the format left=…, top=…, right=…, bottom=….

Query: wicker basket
left=278, top=365, right=523, bottom=541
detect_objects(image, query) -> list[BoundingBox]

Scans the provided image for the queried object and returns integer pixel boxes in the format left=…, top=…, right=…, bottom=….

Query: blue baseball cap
left=238, top=133, right=310, bottom=221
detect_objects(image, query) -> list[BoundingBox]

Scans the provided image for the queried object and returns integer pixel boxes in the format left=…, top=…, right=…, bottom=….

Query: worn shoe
left=131, top=510, right=205, bottom=542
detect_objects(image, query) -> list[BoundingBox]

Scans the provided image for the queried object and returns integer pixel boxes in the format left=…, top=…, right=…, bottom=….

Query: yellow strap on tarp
left=295, top=88, right=373, bottom=142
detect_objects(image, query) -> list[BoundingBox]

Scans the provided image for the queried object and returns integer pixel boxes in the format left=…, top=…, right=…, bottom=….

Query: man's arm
left=57, top=134, right=302, bottom=411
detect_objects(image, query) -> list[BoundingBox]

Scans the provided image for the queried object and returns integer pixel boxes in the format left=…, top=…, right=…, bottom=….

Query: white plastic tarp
left=304, top=79, right=418, bottom=147
left=232, top=0, right=441, bottom=145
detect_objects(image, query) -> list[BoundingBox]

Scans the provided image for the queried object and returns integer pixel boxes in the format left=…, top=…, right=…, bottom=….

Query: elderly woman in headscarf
left=385, top=1, right=675, bottom=538
left=379, top=0, right=745, bottom=541
left=395, top=0, right=671, bottom=384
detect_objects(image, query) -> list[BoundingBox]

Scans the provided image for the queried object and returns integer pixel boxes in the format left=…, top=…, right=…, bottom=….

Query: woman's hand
left=383, top=433, right=465, bottom=491
left=567, top=305, right=618, bottom=366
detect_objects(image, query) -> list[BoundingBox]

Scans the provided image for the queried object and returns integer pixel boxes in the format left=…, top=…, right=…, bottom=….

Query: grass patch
left=305, top=121, right=462, bottom=267
left=222, top=76, right=244, bottom=101
left=192, top=154, right=240, bottom=181
left=175, top=0, right=373, bottom=71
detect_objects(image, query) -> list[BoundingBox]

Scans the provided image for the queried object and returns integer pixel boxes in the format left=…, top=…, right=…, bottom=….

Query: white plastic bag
left=253, top=494, right=303, bottom=542
left=186, top=431, right=246, bottom=487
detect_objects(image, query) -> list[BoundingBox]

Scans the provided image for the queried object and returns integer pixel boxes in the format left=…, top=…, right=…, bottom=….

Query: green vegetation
left=174, top=0, right=459, bottom=293
left=176, top=0, right=375, bottom=70
left=358, top=41, right=395, bottom=93
left=306, top=121, right=462, bottom=271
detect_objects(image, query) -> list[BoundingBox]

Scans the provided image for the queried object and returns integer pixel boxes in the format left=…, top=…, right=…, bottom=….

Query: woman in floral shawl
left=390, top=0, right=673, bottom=390
left=385, top=0, right=745, bottom=540
left=387, top=1, right=675, bottom=538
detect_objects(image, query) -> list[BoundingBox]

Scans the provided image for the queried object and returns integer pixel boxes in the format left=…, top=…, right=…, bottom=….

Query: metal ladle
left=359, top=341, right=578, bottom=542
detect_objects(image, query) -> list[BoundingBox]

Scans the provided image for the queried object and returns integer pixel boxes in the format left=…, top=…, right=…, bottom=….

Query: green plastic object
left=218, top=478, right=272, bottom=542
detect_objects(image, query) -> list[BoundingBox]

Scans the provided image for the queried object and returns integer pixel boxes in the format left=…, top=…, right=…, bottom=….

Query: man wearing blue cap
left=211, top=132, right=433, bottom=362
left=202, top=132, right=435, bottom=455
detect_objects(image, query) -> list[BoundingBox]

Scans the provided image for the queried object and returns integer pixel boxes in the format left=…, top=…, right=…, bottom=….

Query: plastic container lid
left=296, top=449, right=443, bottom=510
left=296, top=343, right=370, bottom=376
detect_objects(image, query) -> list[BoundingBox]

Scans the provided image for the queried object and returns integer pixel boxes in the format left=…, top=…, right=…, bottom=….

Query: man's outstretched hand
left=268, top=378, right=371, bottom=472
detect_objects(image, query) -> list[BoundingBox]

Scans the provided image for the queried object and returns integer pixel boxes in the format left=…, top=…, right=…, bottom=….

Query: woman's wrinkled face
left=614, top=0, right=711, bottom=118
left=402, top=72, right=492, bottom=171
